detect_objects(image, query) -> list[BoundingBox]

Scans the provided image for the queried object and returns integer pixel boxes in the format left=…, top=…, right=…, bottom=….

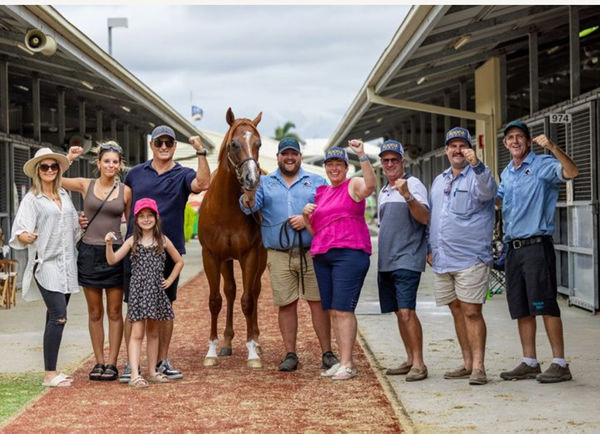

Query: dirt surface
left=2, top=268, right=402, bottom=433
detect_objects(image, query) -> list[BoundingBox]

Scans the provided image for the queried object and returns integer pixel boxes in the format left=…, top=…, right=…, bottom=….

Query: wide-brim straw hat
left=23, top=147, right=70, bottom=179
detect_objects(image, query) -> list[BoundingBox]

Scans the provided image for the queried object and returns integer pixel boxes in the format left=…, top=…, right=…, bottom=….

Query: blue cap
left=324, top=146, right=349, bottom=165
left=151, top=125, right=176, bottom=140
left=445, top=127, right=473, bottom=147
left=278, top=137, right=301, bottom=153
left=503, top=120, right=530, bottom=139
left=379, top=139, right=404, bottom=157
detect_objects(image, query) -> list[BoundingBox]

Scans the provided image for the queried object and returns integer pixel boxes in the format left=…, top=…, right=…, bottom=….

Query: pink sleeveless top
left=309, top=178, right=371, bottom=256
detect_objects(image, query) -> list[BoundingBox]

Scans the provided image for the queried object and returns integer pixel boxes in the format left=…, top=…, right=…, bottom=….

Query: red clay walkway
left=3, top=268, right=402, bottom=433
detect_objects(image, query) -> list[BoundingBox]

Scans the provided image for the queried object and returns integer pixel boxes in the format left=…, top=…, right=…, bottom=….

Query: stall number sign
left=549, top=113, right=571, bottom=123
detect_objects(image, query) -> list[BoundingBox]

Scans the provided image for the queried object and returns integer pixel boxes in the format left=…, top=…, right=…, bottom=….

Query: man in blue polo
left=497, top=120, right=578, bottom=383
left=428, top=127, right=497, bottom=386
left=377, top=139, right=430, bottom=382
left=121, top=125, right=210, bottom=381
left=240, top=137, right=338, bottom=372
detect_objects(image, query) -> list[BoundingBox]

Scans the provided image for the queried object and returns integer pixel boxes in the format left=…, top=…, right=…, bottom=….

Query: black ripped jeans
left=35, top=278, right=71, bottom=371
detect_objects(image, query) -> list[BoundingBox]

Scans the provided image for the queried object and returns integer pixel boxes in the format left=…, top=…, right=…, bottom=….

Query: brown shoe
left=500, top=362, right=541, bottom=380
left=385, top=362, right=412, bottom=376
left=536, top=363, right=572, bottom=383
left=444, top=366, right=472, bottom=379
left=406, top=366, right=428, bottom=382
left=469, top=368, right=487, bottom=385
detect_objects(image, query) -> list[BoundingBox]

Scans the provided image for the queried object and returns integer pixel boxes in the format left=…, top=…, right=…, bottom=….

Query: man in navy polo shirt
left=497, top=120, right=578, bottom=383
left=121, top=125, right=210, bottom=381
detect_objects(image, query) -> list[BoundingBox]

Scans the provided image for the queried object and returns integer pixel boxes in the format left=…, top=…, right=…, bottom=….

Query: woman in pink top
left=303, top=140, right=376, bottom=380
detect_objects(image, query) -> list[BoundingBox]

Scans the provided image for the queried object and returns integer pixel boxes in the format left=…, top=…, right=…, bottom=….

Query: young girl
left=105, top=197, right=183, bottom=388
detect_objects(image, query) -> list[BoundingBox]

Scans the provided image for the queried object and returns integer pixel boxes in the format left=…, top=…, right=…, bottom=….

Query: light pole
left=107, top=17, right=128, bottom=56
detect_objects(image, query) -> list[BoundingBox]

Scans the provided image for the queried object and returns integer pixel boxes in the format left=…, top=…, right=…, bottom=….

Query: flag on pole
left=191, top=105, right=203, bottom=121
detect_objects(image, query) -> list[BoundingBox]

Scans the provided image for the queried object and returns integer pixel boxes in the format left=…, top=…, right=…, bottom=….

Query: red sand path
left=3, top=267, right=403, bottom=433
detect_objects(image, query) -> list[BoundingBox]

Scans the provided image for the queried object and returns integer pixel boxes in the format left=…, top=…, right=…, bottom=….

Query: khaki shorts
left=433, top=261, right=490, bottom=306
left=267, top=249, right=320, bottom=306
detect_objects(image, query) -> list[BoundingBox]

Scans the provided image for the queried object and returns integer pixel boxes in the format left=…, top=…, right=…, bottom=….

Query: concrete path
left=1, top=235, right=599, bottom=433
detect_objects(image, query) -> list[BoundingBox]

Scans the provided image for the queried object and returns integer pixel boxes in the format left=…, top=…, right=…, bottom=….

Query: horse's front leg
left=219, top=260, right=236, bottom=356
left=202, top=249, right=222, bottom=367
left=240, top=248, right=264, bottom=368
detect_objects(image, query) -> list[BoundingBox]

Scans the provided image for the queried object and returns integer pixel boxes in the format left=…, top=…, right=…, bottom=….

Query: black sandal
left=100, top=364, right=119, bottom=381
left=89, top=363, right=105, bottom=381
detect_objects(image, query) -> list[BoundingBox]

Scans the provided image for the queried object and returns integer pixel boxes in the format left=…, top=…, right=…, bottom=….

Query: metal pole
left=108, top=26, right=112, bottom=56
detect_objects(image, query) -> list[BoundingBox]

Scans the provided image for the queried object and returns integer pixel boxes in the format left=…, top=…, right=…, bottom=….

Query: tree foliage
left=274, top=121, right=302, bottom=143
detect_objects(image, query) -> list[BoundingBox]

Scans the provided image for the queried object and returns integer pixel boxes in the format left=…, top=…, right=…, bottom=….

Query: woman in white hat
left=9, top=147, right=80, bottom=388
left=62, top=141, right=131, bottom=382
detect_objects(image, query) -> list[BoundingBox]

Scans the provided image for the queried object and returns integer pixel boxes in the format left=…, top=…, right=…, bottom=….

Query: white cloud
left=56, top=5, right=409, bottom=140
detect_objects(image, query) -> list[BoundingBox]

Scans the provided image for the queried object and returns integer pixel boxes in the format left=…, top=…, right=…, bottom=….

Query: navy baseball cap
left=445, top=127, right=473, bottom=147
left=503, top=120, right=531, bottom=139
left=323, top=146, right=349, bottom=165
left=379, top=139, right=404, bottom=157
left=278, top=137, right=301, bottom=153
left=151, top=125, right=176, bottom=140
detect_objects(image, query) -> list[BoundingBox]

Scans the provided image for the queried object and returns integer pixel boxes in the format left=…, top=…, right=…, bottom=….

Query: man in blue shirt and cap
left=240, top=137, right=338, bottom=372
left=497, top=120, right=578, bottom=383
left=428, top=127, right=497, bottom=386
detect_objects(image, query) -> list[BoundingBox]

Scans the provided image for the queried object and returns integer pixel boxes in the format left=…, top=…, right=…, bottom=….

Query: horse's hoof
left=219, top=347, right=233, bottom=357
left=203, top=357, right=219, bottom=367
left=255, top=345, right=263, bottom=355
left=247, top=359, right=263, bottom=369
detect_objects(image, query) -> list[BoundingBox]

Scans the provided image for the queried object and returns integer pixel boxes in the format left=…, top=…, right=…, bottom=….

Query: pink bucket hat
left=134, top=197, right=159, bottom=217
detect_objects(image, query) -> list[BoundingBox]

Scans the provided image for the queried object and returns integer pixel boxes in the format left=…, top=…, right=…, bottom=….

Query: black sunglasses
left=100, top=143, right=122, bottom=153
left=39, top=163, right=60, bottom=172
left=153, top=139, right=175, bottom=148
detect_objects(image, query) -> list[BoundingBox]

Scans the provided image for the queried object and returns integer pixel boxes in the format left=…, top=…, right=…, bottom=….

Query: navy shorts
left=505, top=236, right=560, bottom=319
left=313, top=248, right=370, bottom=312
left=123, top=253, right=179, bottom=303
left=378, top=269, right=422, bottom=312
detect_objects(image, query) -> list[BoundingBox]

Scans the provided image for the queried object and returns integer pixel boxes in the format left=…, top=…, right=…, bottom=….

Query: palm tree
left=274, top=121, right=302, bottom=143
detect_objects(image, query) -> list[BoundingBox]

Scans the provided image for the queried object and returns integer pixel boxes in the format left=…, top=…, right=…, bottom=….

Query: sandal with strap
left=148, top=373, right=170, bottom=384
left=100, top=364, right=118, bottom=381
left=89, top=363, right=105, bottom=381
left=128, top=376, right=149, bottom=389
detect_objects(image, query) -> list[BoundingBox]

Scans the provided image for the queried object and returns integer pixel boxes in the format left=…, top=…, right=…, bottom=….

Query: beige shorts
left=267, top=249, right=321, bottom=306
left=433, top=261, right=490, bottom=306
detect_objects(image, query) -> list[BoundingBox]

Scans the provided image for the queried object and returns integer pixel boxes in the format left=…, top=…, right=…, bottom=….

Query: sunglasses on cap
left=100, top=143, right=122, bottom=153
left=39, top=163, right=60, bottom=172
left=153, top=138, right=175, bottom=148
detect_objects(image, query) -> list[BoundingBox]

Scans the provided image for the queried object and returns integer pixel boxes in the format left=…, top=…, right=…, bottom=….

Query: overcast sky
left=55, top=5, right=409, bottom=141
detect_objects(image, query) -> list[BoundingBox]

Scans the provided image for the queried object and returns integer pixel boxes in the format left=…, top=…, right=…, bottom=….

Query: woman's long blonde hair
left=30, top=160, right=63, bottom=196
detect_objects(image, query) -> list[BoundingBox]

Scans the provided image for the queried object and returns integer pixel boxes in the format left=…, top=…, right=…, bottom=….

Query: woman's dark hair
left=131, top=208, right=165, bottom=257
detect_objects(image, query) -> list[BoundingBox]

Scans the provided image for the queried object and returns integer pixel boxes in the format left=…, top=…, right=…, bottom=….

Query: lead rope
left=279, top=220, right=308, bottom=295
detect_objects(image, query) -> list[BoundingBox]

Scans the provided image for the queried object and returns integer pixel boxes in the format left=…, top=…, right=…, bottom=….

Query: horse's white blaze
left=245, top=159, right=260, bottom=184
left=206, top=339, right=219, bottom=358
left=246, top=339, right=260, bottom=360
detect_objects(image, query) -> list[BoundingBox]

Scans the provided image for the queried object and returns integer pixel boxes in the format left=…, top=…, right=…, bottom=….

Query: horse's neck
left=210, top=166, right=241, bottom=197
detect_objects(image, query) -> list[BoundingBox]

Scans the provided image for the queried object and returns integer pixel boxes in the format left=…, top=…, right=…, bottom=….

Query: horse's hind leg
left=220, top=260, right=236, bottom=356
left=203, top=250, right=222, bottom=367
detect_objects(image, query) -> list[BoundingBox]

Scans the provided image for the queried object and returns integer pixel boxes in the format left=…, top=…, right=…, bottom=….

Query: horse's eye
left=231, top=140, right=240, bottom=149
left=256, top=140, right=262, bottom=148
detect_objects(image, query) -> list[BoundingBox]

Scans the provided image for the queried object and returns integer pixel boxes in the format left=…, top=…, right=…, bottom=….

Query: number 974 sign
left=549, top=113, right=572, bottom=123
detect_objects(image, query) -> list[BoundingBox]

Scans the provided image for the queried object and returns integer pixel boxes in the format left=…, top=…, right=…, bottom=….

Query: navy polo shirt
left=125, top=160, right=196, bottom=253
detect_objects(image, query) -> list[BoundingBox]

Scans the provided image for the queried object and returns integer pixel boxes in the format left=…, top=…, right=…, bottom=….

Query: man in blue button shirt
left=240, top=137, right=338, bottom=372
left=428, top=127, right=497, bottom=386
left=497, top=120, right=578, bottom=384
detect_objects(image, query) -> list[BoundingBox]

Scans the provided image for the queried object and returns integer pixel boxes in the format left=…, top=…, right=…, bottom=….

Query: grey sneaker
left=321, top=351, right=339, bottom=369
left=157, top=359, right=183, bottom=379
left=119, top=363, right=131, bottom=383
left=536, top=363, right=572, bottom=383
left=500, top=362, right=541, bottom=380
left=278, top=352, right=298, bottom=372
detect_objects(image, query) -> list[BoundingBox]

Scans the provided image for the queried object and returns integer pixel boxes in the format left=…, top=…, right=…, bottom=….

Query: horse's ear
left=252, top=112, right=263, bottom=127
left=226, top=107, right=235, bottom=126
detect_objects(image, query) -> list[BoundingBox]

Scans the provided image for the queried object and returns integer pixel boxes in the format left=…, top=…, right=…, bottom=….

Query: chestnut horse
left=197, top=108, right=267, bottom=368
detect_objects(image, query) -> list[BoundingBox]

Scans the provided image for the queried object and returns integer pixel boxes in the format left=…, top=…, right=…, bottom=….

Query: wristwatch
left=196, top=150, right=207, bottom=156
left=405, top=193, right=415, bottom=203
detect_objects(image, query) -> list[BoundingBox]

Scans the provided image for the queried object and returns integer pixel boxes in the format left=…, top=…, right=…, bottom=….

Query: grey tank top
left=82, top=180, right=125, bottom=245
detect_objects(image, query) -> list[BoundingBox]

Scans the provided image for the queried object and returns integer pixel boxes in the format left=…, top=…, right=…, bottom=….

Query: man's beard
left=279, top=161, right=300, bottom=177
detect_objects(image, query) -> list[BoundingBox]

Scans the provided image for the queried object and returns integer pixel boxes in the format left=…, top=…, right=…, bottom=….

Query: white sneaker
left=320, top=363, right=341, bottom=377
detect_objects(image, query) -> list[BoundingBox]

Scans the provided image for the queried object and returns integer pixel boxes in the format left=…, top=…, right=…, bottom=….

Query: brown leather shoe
left=385, top=362, right=412, bottom=376
left=406, top=366, right=428, bottom=382
left=469, top=368, right=488, bottom=385
left=444, top=366, right=472, bottom=379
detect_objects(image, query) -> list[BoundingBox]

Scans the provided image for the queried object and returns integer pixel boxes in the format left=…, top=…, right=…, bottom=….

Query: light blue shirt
left=429, top=162, right=497, bottom=273
left=239, top=168, right=327, bottom=249
left=497, top=151, right=565, bottom=242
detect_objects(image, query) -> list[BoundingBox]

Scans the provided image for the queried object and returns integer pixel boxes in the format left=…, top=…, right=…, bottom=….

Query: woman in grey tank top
left=62, top=141, right=132, bottom=382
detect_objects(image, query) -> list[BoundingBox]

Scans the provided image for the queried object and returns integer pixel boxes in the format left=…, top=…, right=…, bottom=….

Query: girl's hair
left=131, top=208, right=165, bottom=257
left=30, top=160, right=63, bottom=196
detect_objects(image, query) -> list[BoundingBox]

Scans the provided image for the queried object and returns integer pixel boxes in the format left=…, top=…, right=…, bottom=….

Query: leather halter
left=223, top=119, right=260, bottom=189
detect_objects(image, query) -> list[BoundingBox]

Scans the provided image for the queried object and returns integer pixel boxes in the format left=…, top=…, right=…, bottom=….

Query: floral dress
left=128, top=243, right=174, bottom=322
